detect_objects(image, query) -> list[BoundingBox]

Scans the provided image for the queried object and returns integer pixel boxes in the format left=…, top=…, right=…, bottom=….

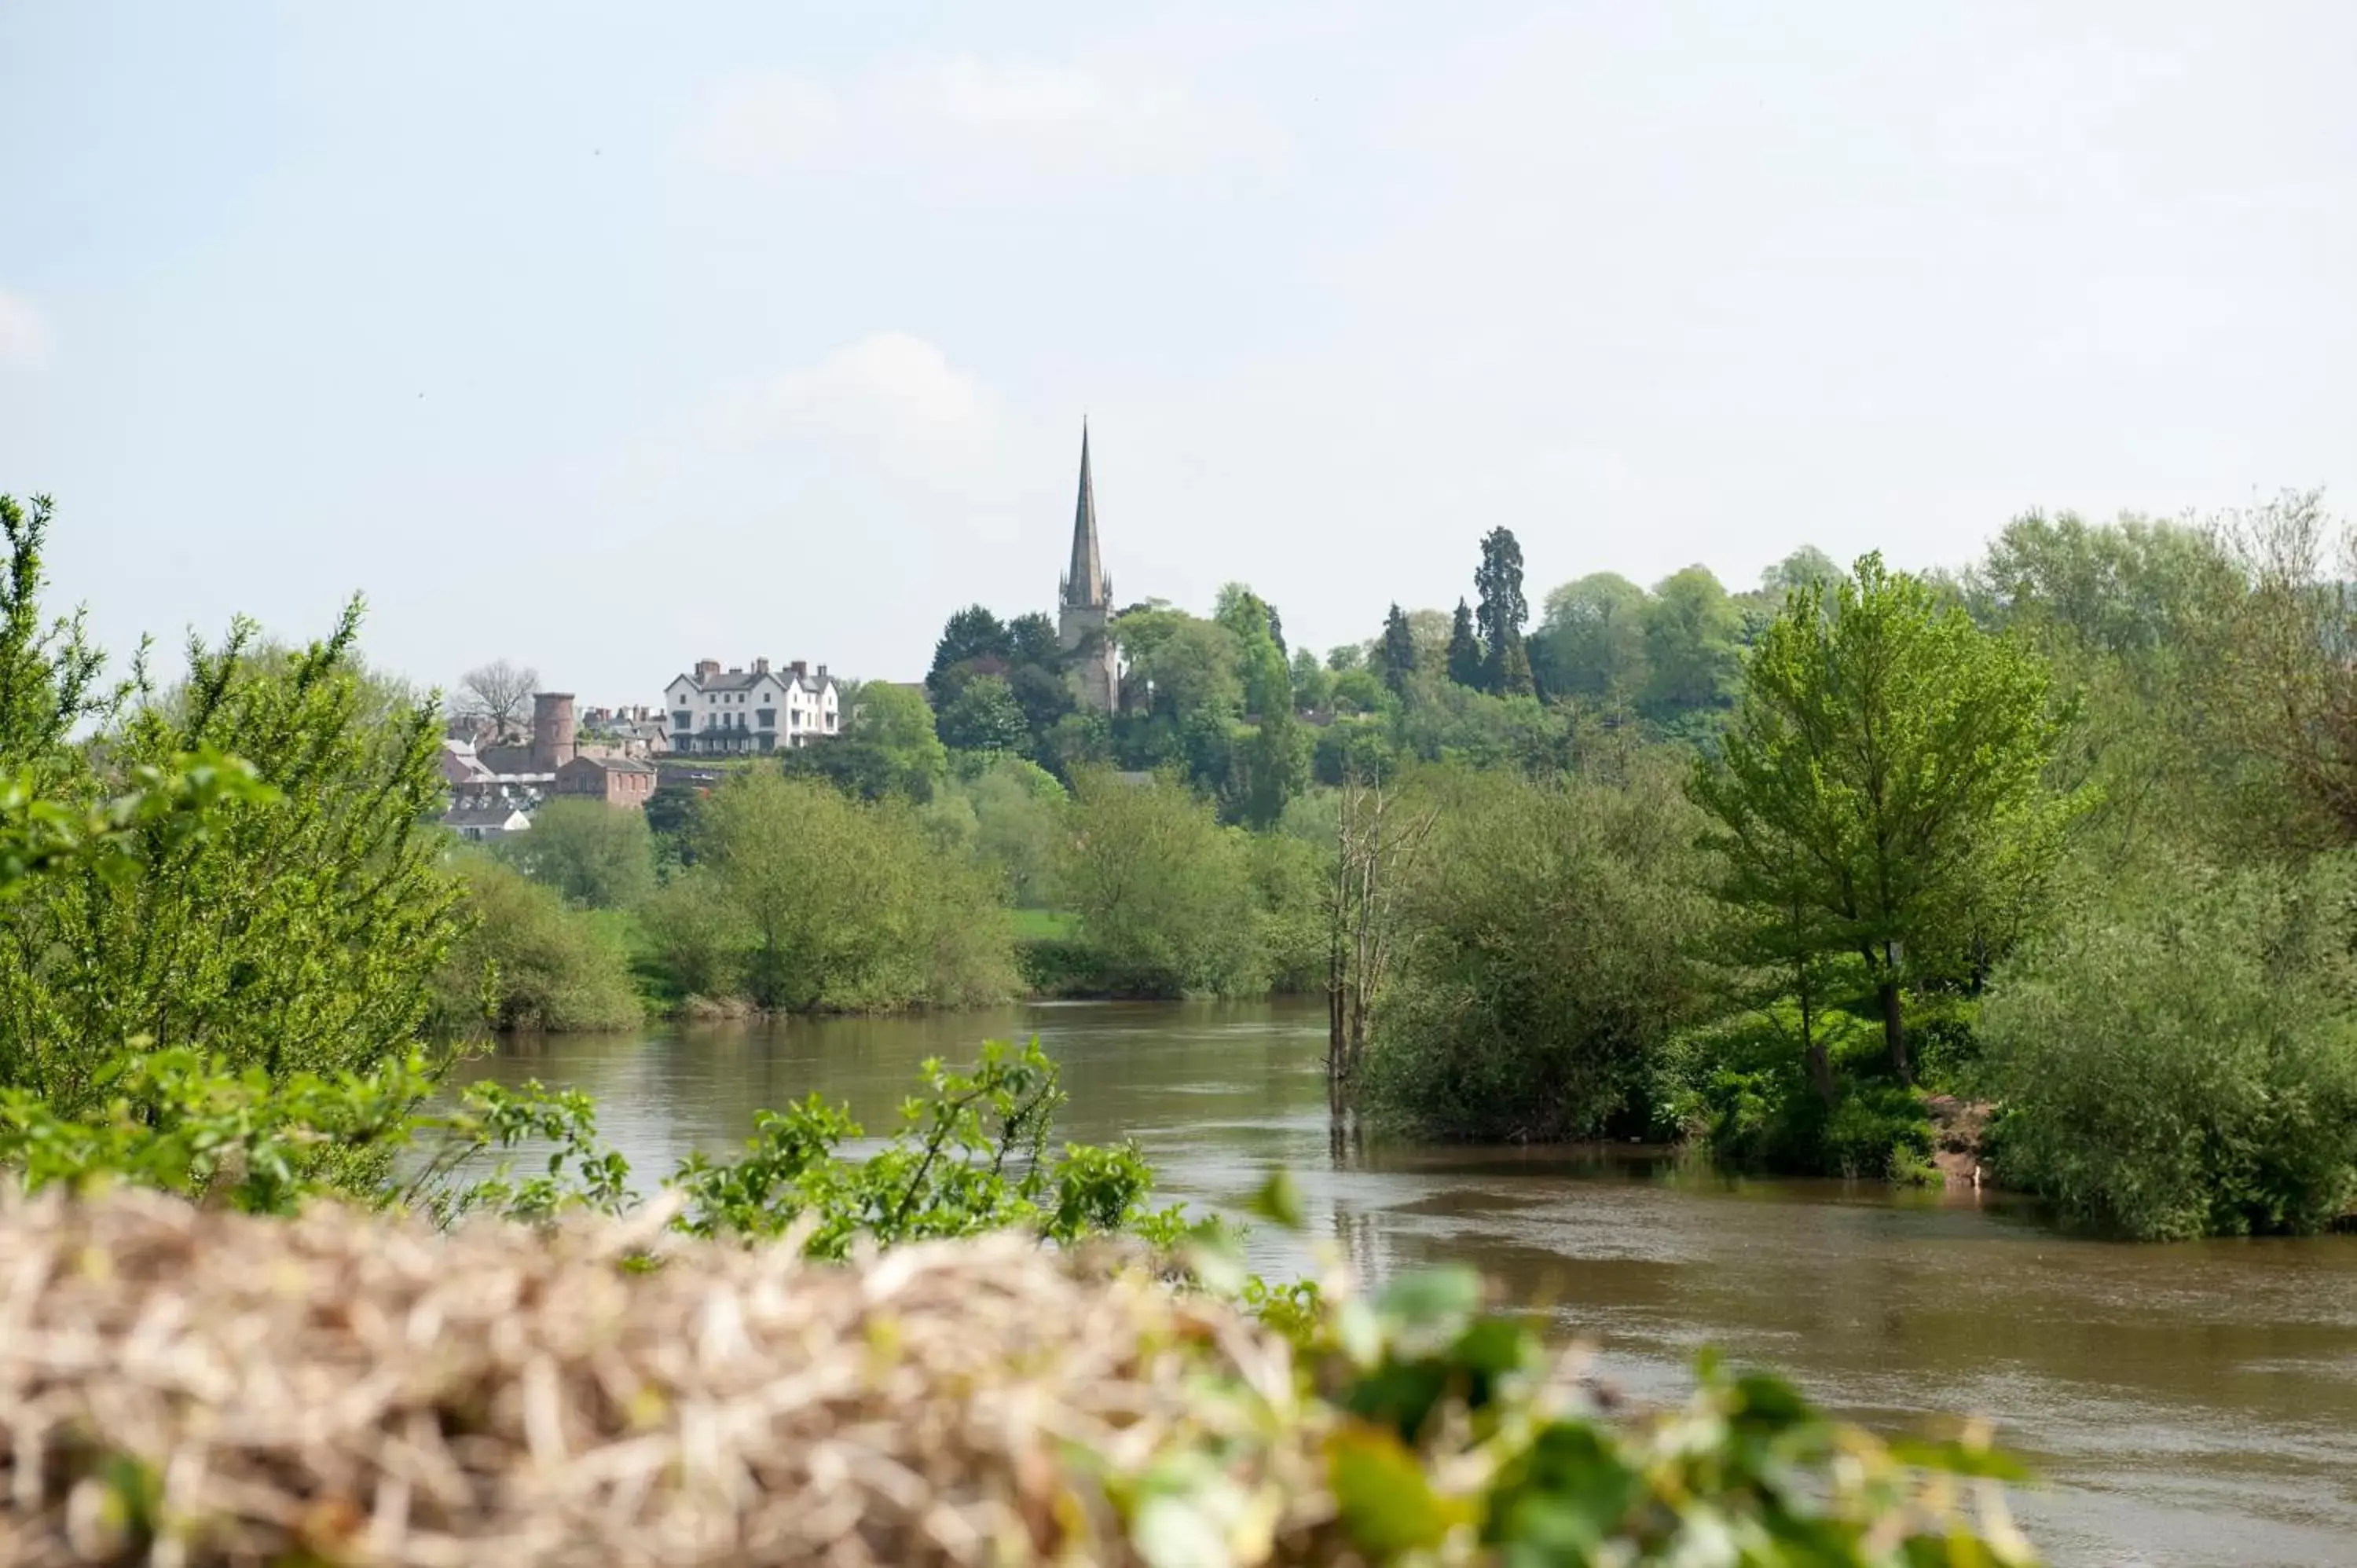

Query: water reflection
left=453, top=998, right=2357, bottom=1568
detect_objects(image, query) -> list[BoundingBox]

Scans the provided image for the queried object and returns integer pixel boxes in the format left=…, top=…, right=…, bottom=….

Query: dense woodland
left=3, top=489, right=2356, bottom=1242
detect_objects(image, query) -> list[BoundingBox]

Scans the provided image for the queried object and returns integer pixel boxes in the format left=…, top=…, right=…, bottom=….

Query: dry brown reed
left=0, top=1184, right=1336, bottom=1567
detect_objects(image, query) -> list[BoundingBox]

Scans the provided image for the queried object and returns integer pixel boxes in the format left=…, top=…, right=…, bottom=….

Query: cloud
left=690, top=55, right=1291, bottom=192
left=709, top=332, right=994, bottom=450
left=0, top=289, right=49, bottom=366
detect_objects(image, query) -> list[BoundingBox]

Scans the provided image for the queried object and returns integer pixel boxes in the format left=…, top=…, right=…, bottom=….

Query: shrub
left=689, top=771, right=1017, bottom=1013
left=434, top=855, right=643, bottom=1033
left=0, top=595, right=462, bottom=1120
left=1056, top=768, right=1266, bottom=996
left=636, top=867, right=746, bottom=1002
left=1359, top=761, right=1710, bottom=1139
left=1981, top=856, right=2357, bottom=1237
left=493, top=797, right=655, bottom=909
left=1657, top=982, right=1940, bottom=1180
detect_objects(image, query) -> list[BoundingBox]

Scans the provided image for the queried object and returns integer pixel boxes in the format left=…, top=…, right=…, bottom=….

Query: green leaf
left=1327, top=1423, right=1472, bottom=1555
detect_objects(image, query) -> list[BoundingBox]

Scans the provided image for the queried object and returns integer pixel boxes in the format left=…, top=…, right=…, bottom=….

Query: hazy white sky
left=2, top=3, right=2352, bottom=699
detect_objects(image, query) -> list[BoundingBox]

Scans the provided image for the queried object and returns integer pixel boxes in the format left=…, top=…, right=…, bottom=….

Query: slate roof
left=667, top=668, right=838, bottom=696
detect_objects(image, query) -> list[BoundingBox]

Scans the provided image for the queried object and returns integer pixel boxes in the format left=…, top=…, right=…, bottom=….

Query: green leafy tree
left=1691, top=554, right=2070, bottom=1082
left=1288, top=647, right=1334, bottom=713
left=792, top=680, right=948, bottom=800
left=1760, top=544, right=1842, bottom=598
left=1641, top=566, right=1744, bottom=720
left=1116, top=607, right=1245, bottom=728
left=935, top=672, right=1029, bottom=755
left=1215, top=583, right=1292, bottom=720
left=693, top=771, right=1014, bottom=1012
left=1444, top=599, right=1484, bottom=688
left=926, top=604, right=1010, bottom=702
left=1328, top=668, right=1388, bottom=717
left=1056, top=769, right=1264, bottom=995
left=493, top=797, right=655, bottom=910
left=1964, top=509, right=2252, bottom=865
left=964, top=756, right=1066, bottom=906
left=1474, top=526, right=1534, bottom=696
left=1360, top=760, right=1710, bottom=1138
left=1004, top=611, right=1063, bottom=672
left=1533, top=572, right=1650, bottom=704
left=634, top=867, right=745, bottom=999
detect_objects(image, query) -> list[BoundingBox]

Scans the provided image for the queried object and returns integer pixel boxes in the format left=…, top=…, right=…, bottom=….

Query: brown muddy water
left=454, top=998, right=2357, bottom=1567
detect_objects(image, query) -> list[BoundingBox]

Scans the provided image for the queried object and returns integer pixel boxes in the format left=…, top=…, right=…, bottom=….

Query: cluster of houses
left=440, top=661, right=842, bottom=841
left=442, top=425, right=1118, bottom=842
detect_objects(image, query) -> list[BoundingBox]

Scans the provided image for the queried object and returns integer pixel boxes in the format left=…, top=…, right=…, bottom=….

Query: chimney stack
left=695, top=658, right=720, bottom=682
left=753, top=657, right=770, bottom=675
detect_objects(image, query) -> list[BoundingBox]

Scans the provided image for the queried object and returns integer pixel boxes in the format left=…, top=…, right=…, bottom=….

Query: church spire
left=1065, top=419, right=1107, bottom=610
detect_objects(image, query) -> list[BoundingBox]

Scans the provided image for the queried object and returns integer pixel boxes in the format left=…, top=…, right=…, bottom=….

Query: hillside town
left=439, top=427, right=1113, bottom=841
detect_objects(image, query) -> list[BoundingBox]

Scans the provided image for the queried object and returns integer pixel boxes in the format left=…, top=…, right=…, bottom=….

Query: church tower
left=1057, top=422, right=1120, bottom=713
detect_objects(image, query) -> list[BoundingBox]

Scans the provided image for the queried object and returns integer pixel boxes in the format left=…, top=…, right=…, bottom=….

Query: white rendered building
left=664, top=658, right=840, bottom=755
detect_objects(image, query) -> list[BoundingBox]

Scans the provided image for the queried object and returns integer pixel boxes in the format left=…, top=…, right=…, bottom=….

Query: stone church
left=1058, top=423, right=1121, bottom=713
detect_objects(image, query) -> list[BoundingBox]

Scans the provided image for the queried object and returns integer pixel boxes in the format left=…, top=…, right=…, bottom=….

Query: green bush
left=434, top=855, right=643, bottom=1033
left=1359, top=761, right=1710, bottom=1139
left=0, top=559, right=462, bottom=1121
left=684, top=770, right=1017, bottom=1013
left=635, top=866, right=745, bottom=1001
left=493, top=797, right=655, bottom=909
left=1659, top=1001, right=1936, bottom=1180
left=1056, top=768, right=1266, bottom=996
left=1981, top=857, right=2357, bottom=1238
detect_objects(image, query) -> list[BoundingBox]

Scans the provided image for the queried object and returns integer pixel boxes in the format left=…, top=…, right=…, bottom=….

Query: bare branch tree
left=1325, top=772, right=1437, bottom=1121
left=456, top=659, right=539, bottom=739
left=2215, top=491, right=2357, bottom=850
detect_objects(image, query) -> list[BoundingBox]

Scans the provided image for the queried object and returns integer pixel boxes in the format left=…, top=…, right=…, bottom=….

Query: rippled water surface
left=456, top=998, right=2357, bottom=1568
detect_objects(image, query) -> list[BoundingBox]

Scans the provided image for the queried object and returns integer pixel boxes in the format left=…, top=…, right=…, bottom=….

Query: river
left=453, top=998, right=2357, bottom=1568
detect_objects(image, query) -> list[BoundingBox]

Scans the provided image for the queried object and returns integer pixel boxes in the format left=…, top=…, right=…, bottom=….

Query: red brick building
left=552, top=754, right=657, bottom=808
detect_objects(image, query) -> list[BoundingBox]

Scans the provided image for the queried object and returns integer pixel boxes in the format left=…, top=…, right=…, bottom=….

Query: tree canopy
left=1691, top=553, right=2071, bottom=1081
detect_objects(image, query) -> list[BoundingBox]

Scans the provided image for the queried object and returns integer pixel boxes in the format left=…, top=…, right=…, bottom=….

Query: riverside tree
left=1055, top=768, right=1264, bottom=995
left=1691, top=553, right=2069, bottom=1083
left=681, top=770, right=1015, bottom=1013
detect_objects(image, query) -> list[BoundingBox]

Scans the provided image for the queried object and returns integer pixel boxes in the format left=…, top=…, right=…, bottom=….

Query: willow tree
left=1690, top=553, right=2069, bottom=1083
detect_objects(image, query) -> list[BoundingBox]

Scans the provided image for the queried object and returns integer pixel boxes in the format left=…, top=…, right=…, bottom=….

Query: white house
left=665, top=658, right=841, bottom=756
left=444, top=800, right=532, bottom=842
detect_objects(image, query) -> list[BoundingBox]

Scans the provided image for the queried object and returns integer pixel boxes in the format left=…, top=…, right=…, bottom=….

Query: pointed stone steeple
left=1055, top=419, right=1120, bottom=714
left=1064, top=421, right=1109, bottom=610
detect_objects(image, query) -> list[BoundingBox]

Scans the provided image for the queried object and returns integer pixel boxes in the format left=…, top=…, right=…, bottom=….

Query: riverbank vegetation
left=9, top=474, right=2357, bottom=1244
left=873, top=493, right=2357, bottom=1238
left=0, top=613, right=2029, bottom=1560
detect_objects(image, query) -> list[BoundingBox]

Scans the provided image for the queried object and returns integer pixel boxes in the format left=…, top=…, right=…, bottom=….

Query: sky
left=2, top=2, right=2352, bottom=701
